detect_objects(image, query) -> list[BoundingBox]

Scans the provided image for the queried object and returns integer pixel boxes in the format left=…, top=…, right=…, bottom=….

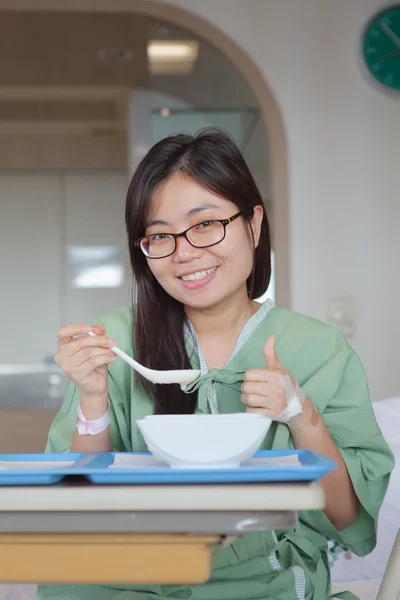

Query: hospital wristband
left=76, top=402, right=110, bottom=436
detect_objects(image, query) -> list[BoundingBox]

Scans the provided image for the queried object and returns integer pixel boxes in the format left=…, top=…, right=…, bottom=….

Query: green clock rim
left=362, top=4, right=400, bottom=91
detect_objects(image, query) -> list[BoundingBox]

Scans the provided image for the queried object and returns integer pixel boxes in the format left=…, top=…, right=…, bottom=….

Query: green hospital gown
left=37, top=302, right=394, bottom=600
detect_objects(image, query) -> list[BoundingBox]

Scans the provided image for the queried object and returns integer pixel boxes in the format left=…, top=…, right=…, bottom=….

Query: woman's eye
left=196, top=221, right=213, bottom=229
left=144, top=233, right=169, bottom=245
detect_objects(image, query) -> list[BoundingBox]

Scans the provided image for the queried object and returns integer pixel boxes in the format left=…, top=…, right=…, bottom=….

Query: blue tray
left=0, top=453, right=110, bottom=485
left=85, top=450, right=336, bottom=484
left=0, top=450, right=336, bottom=486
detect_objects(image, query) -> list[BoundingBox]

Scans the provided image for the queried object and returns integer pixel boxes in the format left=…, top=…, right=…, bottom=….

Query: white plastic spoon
left=87, top=331, right=201, bottom=390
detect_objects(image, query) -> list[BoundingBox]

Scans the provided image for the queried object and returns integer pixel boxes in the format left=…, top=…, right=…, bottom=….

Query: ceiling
left=0, top=10, right=256, bottom=136
left=0, top=11, right=151, bottom=87
left=0, top=10, right=152, bottom=134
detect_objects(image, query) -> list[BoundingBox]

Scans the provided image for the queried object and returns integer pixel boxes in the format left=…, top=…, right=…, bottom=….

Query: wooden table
left=0, top=481, right=325, bottom=585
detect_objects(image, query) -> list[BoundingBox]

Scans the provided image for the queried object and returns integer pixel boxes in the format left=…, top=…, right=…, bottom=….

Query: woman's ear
left=249, top=205, right=264, bottom=248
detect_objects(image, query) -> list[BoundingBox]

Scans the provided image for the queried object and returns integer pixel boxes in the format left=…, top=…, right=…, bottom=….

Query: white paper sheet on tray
left=110, top=455, right=168, bottom=469
left=109, top=453, right=301, bottom=469
left=243, top=455, right=301, bottom=467
left=0, top=461, right=75, bottom=471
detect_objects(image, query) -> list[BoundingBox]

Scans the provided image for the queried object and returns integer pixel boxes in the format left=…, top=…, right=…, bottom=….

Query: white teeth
left=181, top=267, right=217, bottom=282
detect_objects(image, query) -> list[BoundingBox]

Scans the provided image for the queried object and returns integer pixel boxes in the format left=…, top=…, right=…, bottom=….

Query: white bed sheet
left=331, top=578, right=381, bottom=599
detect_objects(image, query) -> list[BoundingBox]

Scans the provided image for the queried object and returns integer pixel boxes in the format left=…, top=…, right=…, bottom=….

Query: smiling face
left=144, top=173, right=263, bottom=312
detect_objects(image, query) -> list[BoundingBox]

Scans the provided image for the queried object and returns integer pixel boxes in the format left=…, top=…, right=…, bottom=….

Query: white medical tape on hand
left=274, top=374, right=306, bottom=425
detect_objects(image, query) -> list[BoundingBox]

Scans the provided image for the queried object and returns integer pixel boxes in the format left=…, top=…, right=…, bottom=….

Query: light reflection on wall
left=67, top=246, right=124, bottom=289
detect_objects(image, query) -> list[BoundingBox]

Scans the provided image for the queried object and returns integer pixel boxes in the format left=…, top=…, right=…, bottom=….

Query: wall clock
left=363, top=5, right=400, bottom=91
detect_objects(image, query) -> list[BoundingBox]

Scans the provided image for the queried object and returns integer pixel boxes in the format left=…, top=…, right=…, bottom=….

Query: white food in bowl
left=137, top=413, right=272, bottom=469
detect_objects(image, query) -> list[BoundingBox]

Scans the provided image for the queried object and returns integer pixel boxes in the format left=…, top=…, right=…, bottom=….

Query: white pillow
left=373, top=397, right=400, bottom=448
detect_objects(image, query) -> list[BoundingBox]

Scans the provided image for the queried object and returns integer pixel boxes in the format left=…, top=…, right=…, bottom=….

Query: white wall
left=157, top=0, right=400, bottom=401
left=0, top=174, right=63, bottom=363
left=64, top=171, right=131, bottom=326
left=0, top=170, right=129, bottom=364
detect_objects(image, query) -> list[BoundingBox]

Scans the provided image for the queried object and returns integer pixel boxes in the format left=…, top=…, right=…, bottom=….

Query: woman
left=38, top=129, right=394, bottom=600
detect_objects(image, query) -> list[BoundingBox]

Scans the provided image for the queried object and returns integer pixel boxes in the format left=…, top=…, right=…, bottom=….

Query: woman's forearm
left=290, top=397, right=359, bottom=530
left=70, top=426, right=112, bottom=452
left=70, top=393, right=112, bottom=453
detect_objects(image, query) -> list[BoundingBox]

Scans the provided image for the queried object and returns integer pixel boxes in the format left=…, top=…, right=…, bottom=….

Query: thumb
left=264, top=336, right=282, bottom=370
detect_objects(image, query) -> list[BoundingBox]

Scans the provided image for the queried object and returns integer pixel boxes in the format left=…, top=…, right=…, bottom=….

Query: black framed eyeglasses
left=135, top=211, right=244, bottom=259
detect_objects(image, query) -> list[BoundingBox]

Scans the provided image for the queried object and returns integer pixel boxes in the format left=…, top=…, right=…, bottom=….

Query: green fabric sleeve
left=300, top=347, right=395, bottom=556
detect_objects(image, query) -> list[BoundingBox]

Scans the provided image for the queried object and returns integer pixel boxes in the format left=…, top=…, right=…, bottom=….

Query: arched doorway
left=0, top=0, right=290, bottom=307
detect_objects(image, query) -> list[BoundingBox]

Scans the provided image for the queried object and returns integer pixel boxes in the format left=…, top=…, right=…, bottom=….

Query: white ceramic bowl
left=137, top=413, right=272, bottom=469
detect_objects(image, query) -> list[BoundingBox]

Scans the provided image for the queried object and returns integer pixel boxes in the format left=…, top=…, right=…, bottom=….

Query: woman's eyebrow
left=146, top=218, right=169, bottom=229
left=186, top=203, right=220, bottom=217
left=146, top=204, right=221, bottom=229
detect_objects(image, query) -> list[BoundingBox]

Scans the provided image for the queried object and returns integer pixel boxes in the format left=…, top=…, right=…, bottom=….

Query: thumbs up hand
left=263, top=335, right=284, bottom=370
left=241, top=336, right=299, bottom=419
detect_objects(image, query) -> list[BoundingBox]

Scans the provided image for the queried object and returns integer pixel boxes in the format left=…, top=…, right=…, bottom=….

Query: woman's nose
left=173, top=235, right=203, bottom=262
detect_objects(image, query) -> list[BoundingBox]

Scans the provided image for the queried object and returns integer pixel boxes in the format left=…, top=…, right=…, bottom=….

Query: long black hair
left=125, top=128, right=271, bottom=414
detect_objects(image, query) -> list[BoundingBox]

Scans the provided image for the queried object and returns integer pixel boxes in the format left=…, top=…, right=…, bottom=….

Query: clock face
left=363, top=5, right=400, bottom=91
